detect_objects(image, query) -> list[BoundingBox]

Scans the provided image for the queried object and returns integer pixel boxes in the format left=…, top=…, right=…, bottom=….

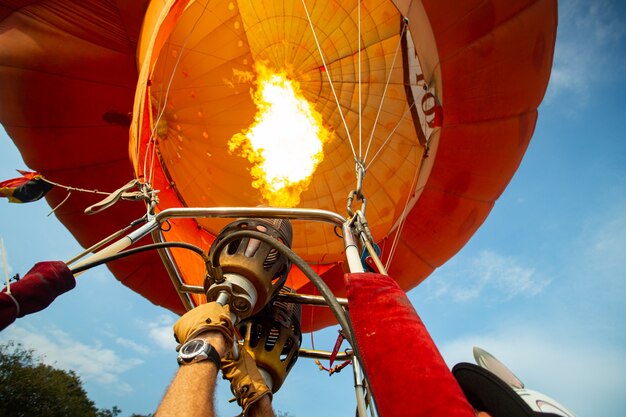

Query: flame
left=229, top=63, right=333, bottom=207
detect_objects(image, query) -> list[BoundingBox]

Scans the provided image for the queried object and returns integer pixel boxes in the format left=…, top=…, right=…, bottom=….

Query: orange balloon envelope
left=0, top=0, right=557, bottom=331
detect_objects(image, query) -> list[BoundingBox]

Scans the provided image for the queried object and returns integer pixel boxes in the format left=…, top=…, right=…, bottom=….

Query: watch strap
left=202, top=343, right=222, bottom=368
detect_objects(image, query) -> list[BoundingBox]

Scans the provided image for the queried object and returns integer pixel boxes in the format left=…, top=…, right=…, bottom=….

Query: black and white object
left=452, top=347, right=578, bottom=417
left=177, top=338, right=221, bottom=368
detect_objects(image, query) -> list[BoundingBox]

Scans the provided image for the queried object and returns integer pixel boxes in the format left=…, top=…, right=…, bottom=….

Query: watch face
left=178, top=338, right=220, bottom=367
left=181, top=339, right=205, bottom=356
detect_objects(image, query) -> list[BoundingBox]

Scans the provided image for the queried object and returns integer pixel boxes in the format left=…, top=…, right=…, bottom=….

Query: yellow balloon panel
left=144, top=0, right=426, bottom=262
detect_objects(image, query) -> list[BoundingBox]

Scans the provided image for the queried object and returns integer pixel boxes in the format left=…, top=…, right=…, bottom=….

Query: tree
left=97, top=406, right=122, bottom=417
left=0, top=341, right=122, bottom=417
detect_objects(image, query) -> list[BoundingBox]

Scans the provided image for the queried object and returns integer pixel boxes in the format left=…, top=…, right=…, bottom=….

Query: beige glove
left=222, top=348, right=272, bottom=415
left=173, top=302, right=236, bottom=348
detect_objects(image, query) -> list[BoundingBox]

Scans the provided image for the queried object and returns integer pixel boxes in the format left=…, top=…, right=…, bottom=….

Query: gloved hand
left=222, top=347, right=272, bottom=415
left=173, top=302, right=236, bottom=349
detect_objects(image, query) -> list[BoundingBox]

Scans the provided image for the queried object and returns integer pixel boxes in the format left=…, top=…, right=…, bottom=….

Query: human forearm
left=155, top=361, right=219, bottom=417
left=247, top=395, right=275, bottom=417
left=155, top=332, right=228, bottom=417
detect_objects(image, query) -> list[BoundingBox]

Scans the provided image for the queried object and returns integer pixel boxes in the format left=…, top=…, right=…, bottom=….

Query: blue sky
left=1, top=1, right=625, bottom=416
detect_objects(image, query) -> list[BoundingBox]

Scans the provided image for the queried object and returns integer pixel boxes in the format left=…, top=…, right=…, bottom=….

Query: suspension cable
left=300, top=0, right=357, bottom=161
left=363, top=20, right=409, bottom=163
left=365, top=101, right=416, bottom=171
left=358, top=0, right=362, bottom=160
left=141, top=1, right=210, bottom=185
left=384, top=148, right=421, bottom=271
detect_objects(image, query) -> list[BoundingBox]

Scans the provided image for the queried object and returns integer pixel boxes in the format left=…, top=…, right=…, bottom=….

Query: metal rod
left=69, top=221, right=160, bottom=275
left=69, top=238, right=132, bottom=274
left=152, top=230, right=196, bottom=311
left=258, top=367, right=274, bottom=392
left=155, top=207, right=346, bottom=227
left=66, top=223, right=134, bottom=265
left=343, top=223, right=365, bottom=273
left=353, top=356, right=368, bottom=417
left=354, top=211, right=387, bottom=275
left=179, top=285, right=349, bottom=307
left=298, top=348, right=353, bottom=360
left=180, top=284, right=205, bottom=294
left=362, top=236, right=387, bottom=275
left=155, top=207, right=347, bottom=314
left=215, top=291, right=230, bottom=306
left=367, top=380, right=377, bottom=417
left=276, top=292, right=348, bottom=307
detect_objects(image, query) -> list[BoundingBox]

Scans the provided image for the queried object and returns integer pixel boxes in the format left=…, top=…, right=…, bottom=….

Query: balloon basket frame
left=69, top=206, right=377, bottom=417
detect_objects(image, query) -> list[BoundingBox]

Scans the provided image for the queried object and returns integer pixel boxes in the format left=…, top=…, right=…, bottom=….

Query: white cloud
left=432, top=202, right=626, bottom=417
left=0, top=324, right=142, bottom=394
left=427, top=250, right=550, bottom=302
left=581, top=204, right=626, bottom=284
left=100, top=329, right=150, bottom=354
left=102, top=314, right=178, bottom=353
left=439, top=325, right=626, bottom=417
left=113, top=337, right=150, bottom=355
left=572, top=1, right=626, bottom=43
left=145, top=314, right=178, bottom=351
left=545, top=0, right=626, bottom=105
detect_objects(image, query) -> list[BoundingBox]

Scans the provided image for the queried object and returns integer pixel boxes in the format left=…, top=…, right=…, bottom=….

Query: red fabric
left=0, top=293, right=19, bottom=330
left=0, top=261, right=75, bottom=331
left=0, top=1, right=557, bottom=331
left=346, top=272, right=474, bottom=417
left=0, top=170, right=39, bottom=189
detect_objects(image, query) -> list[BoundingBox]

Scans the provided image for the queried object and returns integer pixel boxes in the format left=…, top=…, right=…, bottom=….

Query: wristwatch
left=177, top=338, right=221, bottom=367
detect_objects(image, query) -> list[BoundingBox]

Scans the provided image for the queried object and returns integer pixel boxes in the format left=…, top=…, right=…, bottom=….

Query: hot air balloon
left=0, top=0, right=558, bottom=416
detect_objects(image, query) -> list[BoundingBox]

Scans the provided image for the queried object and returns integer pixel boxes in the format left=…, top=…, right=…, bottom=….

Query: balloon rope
left=358, top=0, right=362, bottom=160
left=384, top=147, right=421, bottom=271
left=142, top=1, right=210, bottom=185
left=365, top=101, right=415, bottom=171
left=142, top=82, right=160, bottom=184
left=300, top=0, right=357, bottom=160
left=41, top=178, right=111, bottom=196
left=142, top=74, right=167, bottom=183
left=47, top=190, right=72, bottom=217
left=363, top=21, right=408, bottom=163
